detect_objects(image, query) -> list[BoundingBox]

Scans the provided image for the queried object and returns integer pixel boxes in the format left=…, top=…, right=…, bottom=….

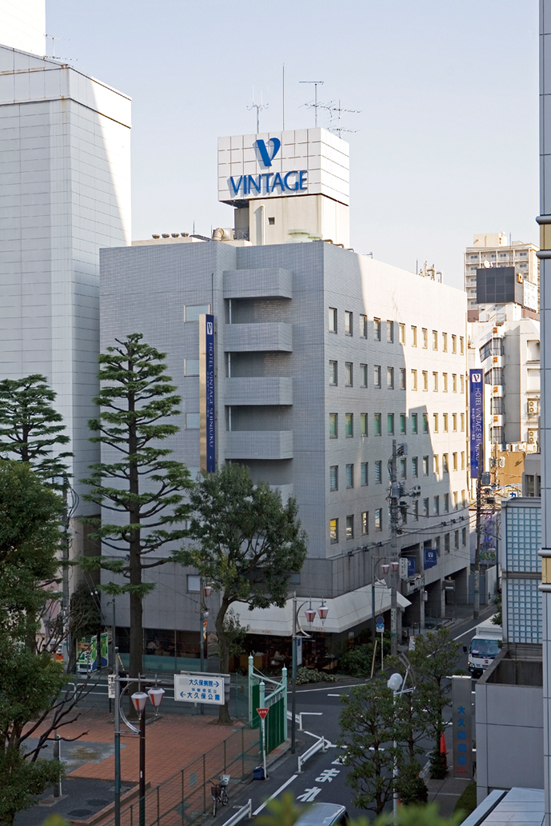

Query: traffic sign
left=108, top=674, right=116, bottom=699
left=257, top=708, right=269, bottom=720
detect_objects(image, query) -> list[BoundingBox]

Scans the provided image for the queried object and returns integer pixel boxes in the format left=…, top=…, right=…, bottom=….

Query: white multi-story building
left=464, top=232, right=539, bottom=311
left=0, top=0, right=45, bottom=56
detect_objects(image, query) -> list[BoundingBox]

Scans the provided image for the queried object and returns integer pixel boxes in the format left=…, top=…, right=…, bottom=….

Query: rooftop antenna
left=300, top=80, right=324, bottom=127
left=248, top=89, right=269, bottom=134
left=45, top=34, right=76, bottom=62
left=319, top=99, right=361, bottom=137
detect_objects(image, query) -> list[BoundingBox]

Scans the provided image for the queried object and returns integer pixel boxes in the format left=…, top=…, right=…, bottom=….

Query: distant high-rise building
left=464, top=232, right=539, bottom=311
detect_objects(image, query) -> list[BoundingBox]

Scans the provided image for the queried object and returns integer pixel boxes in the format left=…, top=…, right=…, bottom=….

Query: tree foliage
left=176, top=463, right=307, bottom=722
left=81, top=334, right=193, bottom=679
left=0, top=374, right=71, bottom=482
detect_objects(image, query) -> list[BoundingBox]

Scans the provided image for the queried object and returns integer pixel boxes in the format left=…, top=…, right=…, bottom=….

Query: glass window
left=443, top=413, right=448, bottom=432
left=412, top=456, right=418, bottom=477
left=434, top=455, right=439, bottom=475
left=433, top=413, right=438, bottom=432
left=422, top=370, right=428, bottom=391
left=422, top=328, right=428, bottom=349
left=360, top=314, right=368, bottom=338
left=411, top=413, right=418, bottom=434
left=433, top=372, right=438, bottom=392
left=374, top=365, right=381, bottom=388
left=375, top=509, right=382, bottom=531
left=460, top=374, right=465, bottom=393
left=184, top=359, right=200, bottom=376
left=330, top=465, right=338, bottom=491
left=185, top=412, right=200, bottom=429
left=387, top=320, right=394, bottom=343
left=387, top=413, right=394, bottom=435
left=346, top=515, right=354, bottom=539
left=329, top=413, right=338, bottom=438
left=461, top=413, right=465, bottom=431
left=443, top=373, right=448, bottom=392
left=399, top=323, right=406, bottom=344
left=445, top=533, right=450, bottom=553
left=423, top=498, right=429, bottom=517
left=399, top=368, right=406, bottom=390
left=452, top=374, right=457, bottom=392
left=329, top=360, right=338, bottom=386
left=360, top=363, right=368, bottom=388
left=454, top=530, right=459, bottom=549
left=461, top=489, right=466, bottom=506
left=361, top=413, right=368, bottom=436
left=375, top=460, right=382, bottom=483
left=361, top=462, right=368, bottom=485
left=423, top=456, right=429, bottom=475
left=400, top=457, right=407, bottom=479
left=187, top=575, right=201, bottom=592
left=444, top=493, right=449, bottom=513
left=423, top=413, right=429, bottom=434
left=387, top=367, right=394, bottom=389
left=462, top=528, right=467, bottom=546
left=345, top=413, right=353, bottom=437
left=461, top=451, right=465, bottom=470
left=452, top=334, right=457, bottom=353
left=442, top=332, right=448, bottom=352
left=433, top=496, right=440, bottom=516
left=346, top=464, right=354, bottom=488
left=374, top=318, right=381, bottom=341
left=443, top=453, right=449, bottom=472
left=411, top=369, right=417, bottom=391
left=453, top=452, right=458, bottom=471
left=411, top=325, right=417, bottom=347
left=432, top=330, right=438, bottom=350
left=454, top=491, right=458, bottom=510
left=361, top=511, right=369, bottom=535
left=330, top=518, right=339, bottom=543
left=184, top=304, right=211, bottom=322
left=412, top=500, right=419, bottom=521
left=374, top=413, right=382, bottom=435
left=452, top=413, right=457, bottom=431
left=400, top=413, right=406, bottom=435
left=345, top=311, right=353, bottom=336
left=460, top=336, right=464, bottom=354
left=329, top=307, right=337, bottom=332
left=345, top=362, right=353, bottom=386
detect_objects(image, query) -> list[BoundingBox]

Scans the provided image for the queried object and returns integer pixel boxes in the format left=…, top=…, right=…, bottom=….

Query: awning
left=231, top=584, right=411, bottom=637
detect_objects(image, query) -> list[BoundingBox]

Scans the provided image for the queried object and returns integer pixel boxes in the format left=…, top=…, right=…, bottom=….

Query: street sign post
left=376, top=616, right=385, bottom=669
left=174, top=672, right=229, bottom=705
left=257, top=708, right=269, bottom=779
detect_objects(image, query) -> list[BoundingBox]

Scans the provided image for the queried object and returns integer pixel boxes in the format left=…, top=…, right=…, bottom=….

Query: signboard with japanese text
left=424, top=547, right=437, bottom=570
left=469, top=370, right=484, bottom=478
left=174, top=672, right=229, bottom=705
left=452, top=676, right=473, bottom=778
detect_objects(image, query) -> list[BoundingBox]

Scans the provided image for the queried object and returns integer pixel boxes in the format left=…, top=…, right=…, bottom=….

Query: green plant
left=454, top=782, right=477, bottom=819
left=397, top=763, right=428, bottom=805
left=339, top=644, right=373, bottom=677
left=429, top=750, right=448, bottom=779
left=295, top=667, right=338, bottom=685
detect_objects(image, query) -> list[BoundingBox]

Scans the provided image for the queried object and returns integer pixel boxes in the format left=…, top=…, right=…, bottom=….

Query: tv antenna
left=247, top=90, right=269, bottom=134
left=300, top=80, right=324, bottom=127
left=45, top=34, right=77, bottom=62
left=318, top=100, right=361, bottom=137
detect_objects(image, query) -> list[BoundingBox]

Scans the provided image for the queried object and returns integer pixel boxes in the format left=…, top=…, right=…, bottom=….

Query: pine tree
left=81, top=334, right=193, bottom=680
left=0, top=374, right=71, bottom=481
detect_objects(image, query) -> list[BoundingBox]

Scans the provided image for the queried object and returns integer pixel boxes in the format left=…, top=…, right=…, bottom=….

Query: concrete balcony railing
left=224, top=322, right=292, bottom=352
left=225, top=431, right=293, bottom=460
left=223, top=268, right=293, bottom=299
left=224, top=377, right=293, bottom=406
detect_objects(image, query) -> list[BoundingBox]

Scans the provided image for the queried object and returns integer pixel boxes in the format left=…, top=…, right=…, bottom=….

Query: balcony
left=224, top=377, right=293, bottom=406
left=224, top=322, right=292, bottom=352
left=223, top=268, right=293, bottom=300
left=225, top=430, right=293, bottom=460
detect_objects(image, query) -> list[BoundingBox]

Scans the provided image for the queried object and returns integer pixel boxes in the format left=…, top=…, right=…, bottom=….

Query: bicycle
left=211, top=774, right=230, bottom=816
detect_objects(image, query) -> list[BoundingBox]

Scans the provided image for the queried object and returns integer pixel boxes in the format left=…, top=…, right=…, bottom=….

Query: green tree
left=176, top=463, right=307, bottom=723
left=0, top=374, right=71, bottom=481
left=81, top=334, right=193, bottom=680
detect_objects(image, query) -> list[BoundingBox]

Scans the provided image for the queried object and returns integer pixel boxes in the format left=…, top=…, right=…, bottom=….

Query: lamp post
left=371, top=556, right=399, bottom=672
left=291, top=597, right=329, bottom=754
left=387, top=672, right=403, bottom=823
left=131, top=686, right=165, bottom=826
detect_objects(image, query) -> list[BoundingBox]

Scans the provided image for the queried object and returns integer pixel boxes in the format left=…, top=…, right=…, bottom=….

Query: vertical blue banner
left=469, top=369, right=484, bottom=478
left=205, top=314, right=215, bottom=472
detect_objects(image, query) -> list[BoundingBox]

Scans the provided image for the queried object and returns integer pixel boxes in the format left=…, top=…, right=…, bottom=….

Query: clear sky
left=46, top=0, right=539, bottom=291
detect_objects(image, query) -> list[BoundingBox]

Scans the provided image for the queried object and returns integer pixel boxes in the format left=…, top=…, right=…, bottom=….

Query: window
left=330, top=466, right=338, bottom=491
left=374, top=413, right=382, bottom=435
left=329, top=413, right=338, bottom=438
left=399, top=323, right=406, bottom=344
left=184, top=304, right=211, bottom=322
left=361, top=413, right=368, bottom=436
left=461, top=489, right=466, bottom=506
left=399, top=368, right=406, bottom=390
left=423, top=498, right=429, bottom=517
left=442, top=332, right=448, bottom=352
left=422, top=370, right=428, bottom=391
left=411, top=413, right=418, bottom=434
left=461, top=451, right=465, bottom=470
left=387, top=367, right=394, bottom=389
left=453, top=491, right=458, bottom=510
left=345, top=311, right=353, bottom=336
left=422, top=413, right=429, bottom=434
left=433, top=496, right=440, bottom=516
left=443, top=453, right=449, bottom=472
left=435, top=536, right=440, bottom=554
left=452, top=413, right=457, bottom=431
left=374, top=318, right=381, bottom=340
left=185, top=412, right=200, bottom=429
left=345, top=362, right=353, bottom=386
left=444, top=493, right=450, bottom=513
left=422, top=328, right=428, bottom=349
left=345, top=413, right=353, bottom=437
left=360, top=314, right=368, bottom=338
left=387, top=320, right=394, bottom=343
left=454, top=530, right=459, bottom=550
left=452, top=374, right=457, bottom=392
left=412, top=500, right=419, bottom=521
left=460, top=336, right=464, bottom=354
left=187, top=574, right=201, bottom=592
left=361, top=462, right=368, bottom=485
left=387, top=413, right=394, bottom=435
left=411, top=369, right=418, bottom=391
left=453, top=452, right=458, bottom=471
left=486, top=367, right=503, bottom=386
left=329, top=360, right=338, bottom=386
left=492, top=426, right=504, bottom=445
left=400, top=413, right=406, bottom=435
left=452, top=334, right=457, bottom=353
left=443, top=373, right=448, bottom=393
left=184, top=358, right=200, bottom=376
left=445, top=533, right=450, bottom=553
left=462, top=528, right=467, bottom=546
left=375, top=509, right=382, bottom=531
left=374, top=365, right=382, bottom=388
left=443, top=413, right=448, bottom=432
left=329, top=307, right=337, bottom=333
left=361, top=511, right=369, bottom=535
left=360, top=363, right=368, bottom=388
left=346, top=464, right=354, bottom=488
left=412, top=456, right=419, bottom=477
left=411, top=325, right=417, bottom=347
left=433, top=413, right=438, bottom=432
left=423, top=456, right=429, bottom=475
left=268, top=216, right=275, bottom=225
left=432, top=330, right=438, bottom=350
left=491, top=397, right=504, bottom=415
left=433, top=372, right=438, bottom=392
left=330, top=518, right=339, bottom=543
left=434, top=455, right=440, bottom=475
left=460, top=413, right=465, bottom=432
left=460, top=374, right=465, bottom=393
left=346, top=515, right=354, bottom=539
left=400, top=457, right=407, bottom=479
left=375, top=460, right=382, bottom=483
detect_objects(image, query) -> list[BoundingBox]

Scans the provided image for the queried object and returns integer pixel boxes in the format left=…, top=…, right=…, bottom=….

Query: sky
left=46, top=0, right=540, bottom=291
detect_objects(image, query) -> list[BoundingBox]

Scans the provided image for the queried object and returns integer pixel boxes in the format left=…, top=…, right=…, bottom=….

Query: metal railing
left=297, top=735, right=326, bottom=773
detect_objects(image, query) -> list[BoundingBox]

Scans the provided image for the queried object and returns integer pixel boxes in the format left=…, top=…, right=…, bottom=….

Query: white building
left=0, top=0, right=45, bottom=56
left=464, top=232, right=539, bottom=311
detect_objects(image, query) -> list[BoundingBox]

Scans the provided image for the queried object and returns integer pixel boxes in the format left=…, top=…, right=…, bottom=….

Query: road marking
left=327, top=694, right=340, bottom=697
left=294, top=682, right=369, bottom=694
left=453, top=628, right=475, bottom=640
left=252, top=774, right=298, bottom=815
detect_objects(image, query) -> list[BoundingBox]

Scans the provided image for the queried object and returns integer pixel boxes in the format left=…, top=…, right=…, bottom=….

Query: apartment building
left=464, top=232, right=539, bottom=311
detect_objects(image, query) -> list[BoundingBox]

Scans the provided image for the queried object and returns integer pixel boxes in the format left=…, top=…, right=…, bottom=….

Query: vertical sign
left=199, top=314, right=216, bottom=473
left=452, top=676, right=473, bottom=778
left=469, top=370, right=484, bottom=478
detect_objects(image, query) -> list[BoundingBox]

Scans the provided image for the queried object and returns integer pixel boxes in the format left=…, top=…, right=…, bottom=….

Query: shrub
left=339, top=644, right=373, bottom=677
left=454, top=782, right=477, bottom=820
left=429, top=750, right=448, bottom=779
left=295, top=667, right=339, bottom=685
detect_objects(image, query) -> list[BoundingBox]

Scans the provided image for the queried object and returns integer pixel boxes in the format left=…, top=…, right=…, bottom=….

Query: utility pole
left=390, top=440, right=399, bottom=657
left=473, top=442, right=483, bottom=620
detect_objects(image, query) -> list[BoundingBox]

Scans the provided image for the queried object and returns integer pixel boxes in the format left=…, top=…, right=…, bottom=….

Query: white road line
left=252, top=774, right=298, bottom=815
left=327, top=694, right=341, bottom=697
left=294, top=682, right=369, bottom=694
left=453, top=628, right=475, bottom=641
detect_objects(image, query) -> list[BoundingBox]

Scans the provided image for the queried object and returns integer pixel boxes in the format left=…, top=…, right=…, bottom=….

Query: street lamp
left=387, top=672, right=403, bottom=823
left=291, top=597, right=329, bottom=754
left=371, top=557, right=399, bottom=671
left=131, top=686, right=165, bottom=826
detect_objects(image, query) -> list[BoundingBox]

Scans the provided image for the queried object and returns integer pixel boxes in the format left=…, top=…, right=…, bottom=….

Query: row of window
left=329, top=411, right=466, bottom=438
left=330, top=361, right=466, bottom=393
left=330, top=511, right=469, bottom=543
left=328, top=308, right=465, bottom=353
left=329, top=452, right=466, bottom=490
left=469, top=251, right=529, bottom=260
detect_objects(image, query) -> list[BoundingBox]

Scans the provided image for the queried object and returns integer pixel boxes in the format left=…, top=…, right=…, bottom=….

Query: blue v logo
left=255, top=138, right=281, bottom=167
